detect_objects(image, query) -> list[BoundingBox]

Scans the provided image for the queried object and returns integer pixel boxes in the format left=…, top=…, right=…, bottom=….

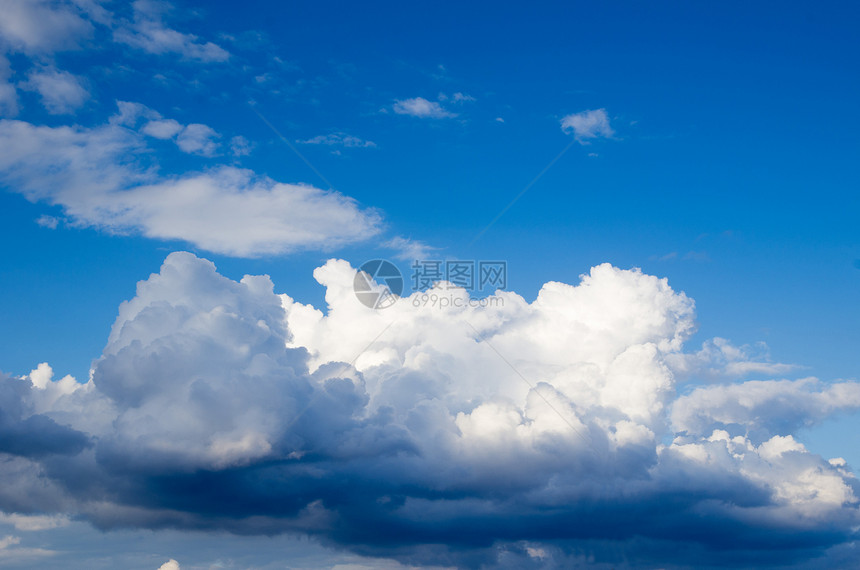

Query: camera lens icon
left=353, top=259, right=403, bottom=309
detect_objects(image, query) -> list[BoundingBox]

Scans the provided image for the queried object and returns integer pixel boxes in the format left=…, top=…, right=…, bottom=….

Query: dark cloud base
left=0, top=253, right=858, bottom=569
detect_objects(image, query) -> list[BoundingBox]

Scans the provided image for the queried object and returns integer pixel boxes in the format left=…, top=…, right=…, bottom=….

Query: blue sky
left=0, top=1, right=859, bottom=568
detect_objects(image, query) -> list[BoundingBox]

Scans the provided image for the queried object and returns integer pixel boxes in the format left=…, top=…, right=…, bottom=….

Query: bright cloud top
left=560, top=108, right=615, bottom=143
left=0, top=105, right=383, bottom=257
left=0, top=253, right=857, bottom=567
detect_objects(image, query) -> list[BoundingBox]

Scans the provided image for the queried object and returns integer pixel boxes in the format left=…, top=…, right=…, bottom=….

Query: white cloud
left=671, top=377, right=860, bottom=439
left=157, top=559, right=180, bottom=570
left=175, top=123, right=220, bottom=156
left=560, top=108, right=615, bottom=143
left=0, top=0, right=94, bottom=54
left=0, top=512, right=69, bottom=531
left=451, top=92, right=475, bottom=102
left=0, top=114, right=382, bottom=256
left=392, top=97, right=456, bottom=119
left=666, top=336, right=796, bottom=380
left=382, top=236, right=438, bottom=261
left=114, top=0, right=229, bottom=62
left=140, top=118, right=183, bottom=139
left=298, top=132, right=376, bottom=148
left=0, top=255, right=858, bottom=567
left=128, top=103, right=222, bottom=156
left=21, top=67, right=89, bottom=114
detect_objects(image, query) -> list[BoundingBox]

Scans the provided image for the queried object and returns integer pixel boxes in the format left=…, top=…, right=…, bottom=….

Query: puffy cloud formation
left=0, top=106, right=382, bottom=256
left=560, top=108, right=614, bottom=143
left=0, top=253, right=858, bottom=568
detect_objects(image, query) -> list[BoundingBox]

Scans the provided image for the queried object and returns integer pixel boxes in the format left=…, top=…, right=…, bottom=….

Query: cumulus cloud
left=175, top=123, right=220, bottom=156
left=21, top=67, right=89, bottom=114
left=392, top=97, right=456, bottom=119
left=0, top=108, right=382, bottom=256
left=560, top=108, right=614, bottom=143
left=0, top=254, right=858, bottom=567
left=114, top=0, right=229, bottom=62
left=157, top=560, right=180, bottom=570
left=140, top=117, right=183, bottom=139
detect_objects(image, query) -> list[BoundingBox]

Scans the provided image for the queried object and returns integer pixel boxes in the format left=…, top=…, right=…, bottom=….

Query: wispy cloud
left=383, top=236, right=438, bottom=260
left=113, top=0, right=229, bottom=62
left=392, top=97, right=456, bottom=119
left=0, top=0, right=95, bottom=54
left=21, top=66, right=89, bottom=115
left=298, top=132, right=377, bottom=148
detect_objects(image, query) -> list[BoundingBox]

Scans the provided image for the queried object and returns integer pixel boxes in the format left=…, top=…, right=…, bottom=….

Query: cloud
left=0, top=0, right=94, bottom=54
left=0, top=0, right=227, bottom=63
left=451, top=92, right=475, bottom=102
left=672, top=377, right=860, bottom=440
left=666, top=336, right=797, bottom=381
left=21, top=67, right=89, bottom=114
left=298, top=132, right=377, bottom=148
left=392, top=97, right=456, bottom=119
left=0, top=512, right=69, bottom=531
left=0, top=110, right=382, bottom=256
left=140, top=118, right=183, bottom=139
left=175, top=123, right=220, bottom=157
left=382, top=236, right=438, bottom=261
left=0, top=254, right=858, bottom=567
left=121, top=102, right=222, bottom=156
left=0, top=56, right=18, bottom=117
left=560, top=108, right=615, bottom=143
left=114, top=0, right=229, bottom=62
left=157, top=560, right=180, bottom=570
left=229, top=135, right=252, bottom=157
left=36, top=215, right=59, bottom=229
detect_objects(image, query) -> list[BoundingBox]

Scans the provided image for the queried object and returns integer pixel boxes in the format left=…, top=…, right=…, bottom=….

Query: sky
left=0, top=0, right=858, bottom=568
